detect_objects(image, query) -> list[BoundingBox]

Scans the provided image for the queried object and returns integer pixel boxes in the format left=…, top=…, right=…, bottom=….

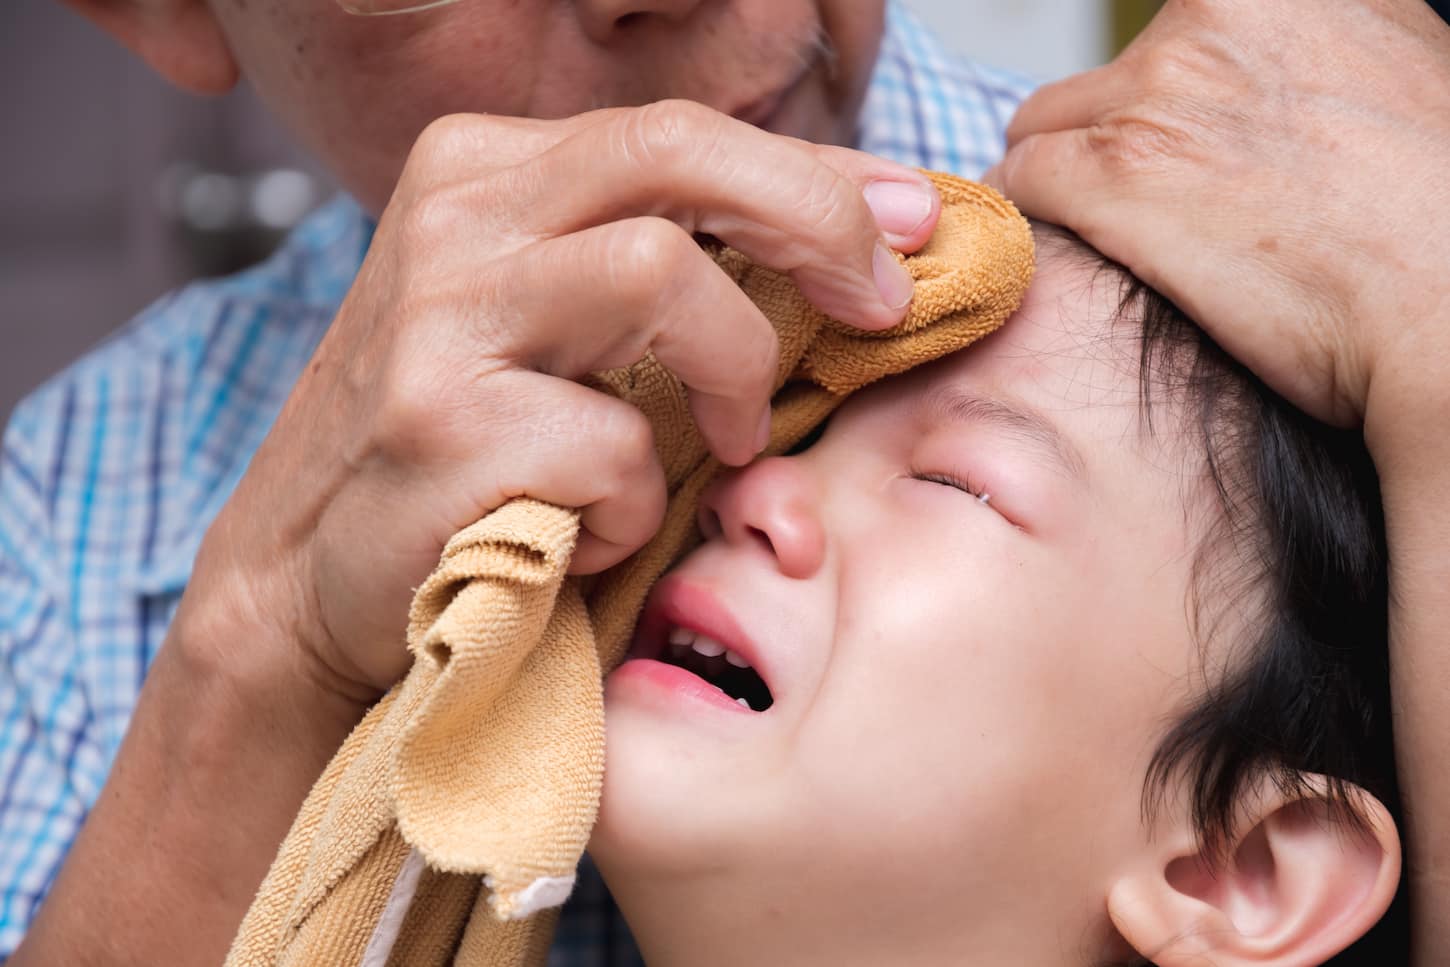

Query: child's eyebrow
left=923, top=386, right=1088, bottom=482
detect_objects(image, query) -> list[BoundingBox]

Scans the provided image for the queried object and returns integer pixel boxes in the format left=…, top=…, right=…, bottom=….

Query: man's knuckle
left=373, top=364, right=450, bottom=456
left=1085, top=118, right=1186, bottom=175
left=413, top=113, right=480, bottom=158
left=371, top=324, right=503, bottom=459
left=1134, top=43, right=1191, bottom=92
left=611, top=218, right=692, bottom=299
left=400, top=184, right=468, bottom=252
left=600, top=405, right=658, bottom=479
left=624, top=99, right=721, bottom=168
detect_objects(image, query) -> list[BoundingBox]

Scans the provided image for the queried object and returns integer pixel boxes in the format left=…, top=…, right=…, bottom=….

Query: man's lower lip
left=607, top=658, right=754, bottom=714
left=734, top=72, right=807, bottom=130
left=735, top=92, right=786, bottom=127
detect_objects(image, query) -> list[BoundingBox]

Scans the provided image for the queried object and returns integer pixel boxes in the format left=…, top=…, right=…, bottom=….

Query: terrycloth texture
left=226, top=173, right=1034, bottom=967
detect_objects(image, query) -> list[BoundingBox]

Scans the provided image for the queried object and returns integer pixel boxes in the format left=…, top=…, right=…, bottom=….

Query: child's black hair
left=1092, top=246, right=1408, bottom=964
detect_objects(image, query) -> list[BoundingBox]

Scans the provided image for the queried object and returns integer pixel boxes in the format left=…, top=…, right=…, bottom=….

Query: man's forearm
left=10, top=598, right=369, bottom=966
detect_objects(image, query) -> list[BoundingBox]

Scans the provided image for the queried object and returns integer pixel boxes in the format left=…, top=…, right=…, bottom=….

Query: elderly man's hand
left=991, top=3, right=1450, bottom=960
left=183, top=102, right=940, bottom=702
left=989, top=0, right=1450, bottom=430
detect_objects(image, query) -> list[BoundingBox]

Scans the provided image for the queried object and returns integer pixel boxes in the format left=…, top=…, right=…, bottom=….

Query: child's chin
left=589, top=789, right=701, bottom=883
left=594, top=745, right=692, bottom=846
left=593, top=751, right=754, bottom=877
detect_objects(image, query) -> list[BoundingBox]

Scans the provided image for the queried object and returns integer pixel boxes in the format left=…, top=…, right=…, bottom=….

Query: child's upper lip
left=631, top=575, right=778, bottom=704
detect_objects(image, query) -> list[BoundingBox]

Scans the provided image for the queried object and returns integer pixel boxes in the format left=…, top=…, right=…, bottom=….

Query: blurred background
left=4, top=0, right=1445, bottom=422
left=0, top=0, right=1135, bottom=423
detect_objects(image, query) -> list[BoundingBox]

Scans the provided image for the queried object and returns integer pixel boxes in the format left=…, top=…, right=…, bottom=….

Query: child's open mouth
left=654, top=626, right=775, bottom=712
left=624, top=576, right=782, bottom=716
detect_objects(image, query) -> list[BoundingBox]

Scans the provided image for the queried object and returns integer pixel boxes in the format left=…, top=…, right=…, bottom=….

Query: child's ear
left=1107, top=775, right=1400, bottom=966
left=60, top=0, right=238, bottom=94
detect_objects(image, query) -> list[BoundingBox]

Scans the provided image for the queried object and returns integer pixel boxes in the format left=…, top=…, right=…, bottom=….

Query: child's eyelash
left=910, top=469, right=992, bottom=505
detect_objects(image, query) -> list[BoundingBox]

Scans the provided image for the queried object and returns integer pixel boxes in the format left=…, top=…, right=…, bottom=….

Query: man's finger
left=808, top=143, right=942, bottom=254
left=475, top=216, right=780, bottom=467
left=992, top=128, right=1109, bottom=235
left=1003, top=64, right=1126, bottom=147
left=487, top=100, right=927, bottom=331
left=474, top=373, right=669, bottom=574
left=996, top=125, right=1198, bottom=306
left=403, top=109, right=630, bottom=184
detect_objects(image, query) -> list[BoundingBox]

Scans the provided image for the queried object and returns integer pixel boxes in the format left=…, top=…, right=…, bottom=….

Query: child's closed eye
left=910, top=469, right=993, bottom=506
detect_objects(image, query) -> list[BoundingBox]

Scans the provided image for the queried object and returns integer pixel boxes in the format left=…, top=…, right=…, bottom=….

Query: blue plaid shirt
left=0, top=3, right=1030, bottom=959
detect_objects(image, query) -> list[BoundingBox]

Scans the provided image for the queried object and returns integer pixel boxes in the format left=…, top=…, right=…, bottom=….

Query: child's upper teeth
left=691, top=634, right=726, bottom=658
left=668, top=625, right=754, bottom=670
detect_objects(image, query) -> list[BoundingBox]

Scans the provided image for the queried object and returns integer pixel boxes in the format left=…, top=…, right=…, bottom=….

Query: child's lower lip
left=607, top=658, right=755, bottom=715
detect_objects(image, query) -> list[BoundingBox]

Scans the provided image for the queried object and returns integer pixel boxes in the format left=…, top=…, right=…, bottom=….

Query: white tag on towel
left=361, top=846, right=428, bottom=967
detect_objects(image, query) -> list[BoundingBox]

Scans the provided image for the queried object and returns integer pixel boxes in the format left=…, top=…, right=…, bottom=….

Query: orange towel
left=226, top=173, right=1034, bottom=967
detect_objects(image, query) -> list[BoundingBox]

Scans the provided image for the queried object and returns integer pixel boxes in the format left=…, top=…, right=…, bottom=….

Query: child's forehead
left=846, top=247, right=1210, bottom=487
left=893, top=249, right=1147, bottom=411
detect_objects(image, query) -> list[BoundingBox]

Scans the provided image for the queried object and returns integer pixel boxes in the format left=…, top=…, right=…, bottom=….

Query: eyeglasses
left=336, top=0, right=463, bottom=15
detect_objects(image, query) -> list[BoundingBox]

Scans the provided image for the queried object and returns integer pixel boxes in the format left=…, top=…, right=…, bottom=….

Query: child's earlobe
left=1107, top=775, right=1400, bottom=966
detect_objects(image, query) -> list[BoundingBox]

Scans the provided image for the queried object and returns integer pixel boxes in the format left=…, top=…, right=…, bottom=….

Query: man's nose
left=696, top=456, right=826, bottom=580
left=572, top=0, right=707, bottom=43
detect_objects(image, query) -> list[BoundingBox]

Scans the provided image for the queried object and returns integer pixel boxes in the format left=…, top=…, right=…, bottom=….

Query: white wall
left=901, top=0, right=1109, bottom=84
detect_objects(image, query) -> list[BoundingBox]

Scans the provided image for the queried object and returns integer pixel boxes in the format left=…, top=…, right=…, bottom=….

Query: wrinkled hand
left=990, top=0, right=1450, bottom=428
left=185, top=102, right=941, bottom=699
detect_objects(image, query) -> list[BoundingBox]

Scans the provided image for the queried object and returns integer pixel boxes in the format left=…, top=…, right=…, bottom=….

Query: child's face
left=591, top=251, right=1218, bottom=961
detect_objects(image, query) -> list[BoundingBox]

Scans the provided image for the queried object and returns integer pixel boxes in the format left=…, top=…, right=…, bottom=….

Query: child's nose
left=573, top=0, right=707, bottom=42
left=696, top=456, right=826, bottom=580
